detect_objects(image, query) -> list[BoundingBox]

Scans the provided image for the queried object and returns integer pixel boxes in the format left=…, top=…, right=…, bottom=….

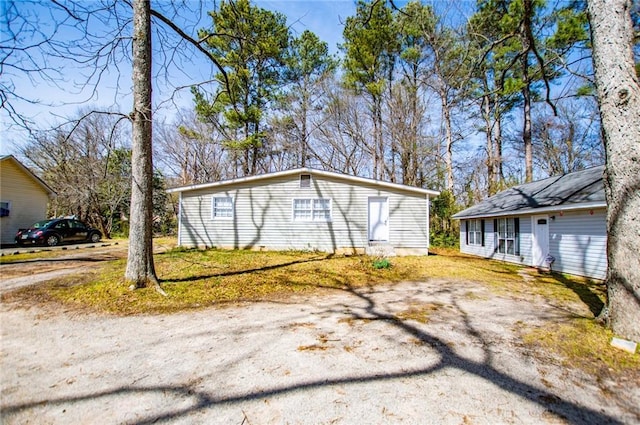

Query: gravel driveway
left=1, top=276, right=637, bottom=424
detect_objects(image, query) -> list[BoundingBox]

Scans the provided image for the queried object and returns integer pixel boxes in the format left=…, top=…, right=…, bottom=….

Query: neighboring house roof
left=0, top=155, right=55, bottom=196
left=453, top=165, right=605, bottom=219
left=167, top=167, right=441, bottom=197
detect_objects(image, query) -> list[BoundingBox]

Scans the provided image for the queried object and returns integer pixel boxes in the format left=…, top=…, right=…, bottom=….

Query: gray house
left=452, top=166, right=607, bottom=280
left=168, top=168, right=440, bottom=255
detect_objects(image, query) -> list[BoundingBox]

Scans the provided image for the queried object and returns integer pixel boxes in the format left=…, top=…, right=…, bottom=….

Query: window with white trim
left=495, top=217, right=519, bottom=255
left=212, top=196, right=233, bottom=219
left=293, top=198, right=331, bottom=222
left=0, top=201, right=10, bottom=217
left=466, top=219, right=484, bottom=246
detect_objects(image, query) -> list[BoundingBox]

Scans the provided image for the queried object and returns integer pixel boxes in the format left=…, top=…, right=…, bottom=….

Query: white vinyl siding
left=178, top=174, right=430, bottom=253
left=459, top=209, right=606, bottom=280
left=549, top=209, right=607, bottom=280
left=212, top=196, right=233, bottom=219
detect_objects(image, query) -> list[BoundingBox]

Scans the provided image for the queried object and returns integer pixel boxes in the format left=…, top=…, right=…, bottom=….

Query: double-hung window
left=212, top=196, right=233, bottom=219
left=495, top=217, right=519, bottom=255
left=466, top=219, right=484, bottom=246
left=293, top=198, right=331, bottom=222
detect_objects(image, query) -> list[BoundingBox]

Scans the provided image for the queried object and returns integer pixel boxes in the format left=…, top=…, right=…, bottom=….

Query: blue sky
left=0, top=0, right=360, bottom=155
left=1, top=0, right=480, bottom=156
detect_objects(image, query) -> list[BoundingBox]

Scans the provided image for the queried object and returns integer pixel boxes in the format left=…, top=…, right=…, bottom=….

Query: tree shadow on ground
left=549, top=272, right=605, bottom=317
left=1, top=282, right=623, bottom=425
left=162, top=254, right=333, bottom=283
left=0, top=255, right=120, bottom=265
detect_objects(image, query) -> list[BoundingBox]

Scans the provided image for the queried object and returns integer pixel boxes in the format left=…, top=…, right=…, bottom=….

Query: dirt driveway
left=1, top=271, right=638, bottom=424
left=0, top=242, right=126, bottom=293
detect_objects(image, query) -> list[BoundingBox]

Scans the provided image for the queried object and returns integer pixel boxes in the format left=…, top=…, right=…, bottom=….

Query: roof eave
left=452, top=201, right=607, bottom=220
left=167, top=168, right=440, bottom=197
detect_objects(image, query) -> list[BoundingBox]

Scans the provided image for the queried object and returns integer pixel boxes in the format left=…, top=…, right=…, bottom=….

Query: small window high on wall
left=300, top=174, right=311, bottom=188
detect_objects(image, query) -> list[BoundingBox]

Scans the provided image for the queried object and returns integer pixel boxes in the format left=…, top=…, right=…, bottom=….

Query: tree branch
left=147, top=6, right=231, bottom=94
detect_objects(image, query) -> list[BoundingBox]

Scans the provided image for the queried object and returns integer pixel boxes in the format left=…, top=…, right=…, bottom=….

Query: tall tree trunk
left=442, top=94, right=454, bottom=193
left=522, top=55, right=533, bottom=183
left=495, top=106, right=504, bottom=184
left=374, top=96, right=383, bottom=180
left=125, top=0, right=161, bottom=291
left=522, top=0, right=534, bottom=183
left=588, top=0, right=640, bottom=342
left=482, top=93, right=496, bottom=195
left=301, top=96, right=308, bottom=167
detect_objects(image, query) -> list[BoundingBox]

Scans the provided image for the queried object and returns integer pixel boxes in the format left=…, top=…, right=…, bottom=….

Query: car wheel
left=90, top=232, right=101, bottom=243
left=46, top=234, right=60, bottom=247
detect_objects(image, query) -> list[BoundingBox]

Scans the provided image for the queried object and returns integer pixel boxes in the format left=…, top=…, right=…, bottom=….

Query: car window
left=32, top=220, right=53, bottom=229
left=53, top=221, right=68, bottom=229
left=71, top=220, right=86, bottom=229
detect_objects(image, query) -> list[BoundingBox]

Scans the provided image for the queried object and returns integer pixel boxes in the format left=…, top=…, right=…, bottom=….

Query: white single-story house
left=167, top=168, right=440, bottom=255
left=452, top=166, right=607, bottom=280
left=0, top=155, right=55, bottom=245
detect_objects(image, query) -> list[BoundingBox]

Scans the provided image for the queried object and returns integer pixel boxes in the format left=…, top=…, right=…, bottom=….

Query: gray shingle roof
left=453, top=166, right=605, bottom=219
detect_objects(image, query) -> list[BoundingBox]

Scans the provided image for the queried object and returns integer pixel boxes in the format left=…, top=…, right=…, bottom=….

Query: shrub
left=372, top=258, right=391, bottom=269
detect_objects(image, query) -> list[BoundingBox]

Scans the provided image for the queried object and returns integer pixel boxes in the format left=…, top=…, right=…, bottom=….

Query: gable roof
left=453, top=165, right=605, bottom=219
left=167, top=167, right=440, bottom=197
left=0, top=155, right=55, bottom=196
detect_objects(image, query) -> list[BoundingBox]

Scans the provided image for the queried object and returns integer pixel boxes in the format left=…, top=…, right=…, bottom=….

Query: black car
left=15, top=218, right=102, bottom=247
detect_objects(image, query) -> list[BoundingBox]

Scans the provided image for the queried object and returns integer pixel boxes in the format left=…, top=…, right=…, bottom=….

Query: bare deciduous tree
left=531, top=99, right=604, bottom=177
left=21, top=110, right=130, bottom=237
left=156, top=110, right=228, bottom=185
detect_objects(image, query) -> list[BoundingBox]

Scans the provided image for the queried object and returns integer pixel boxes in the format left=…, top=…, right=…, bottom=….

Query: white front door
left=368, top=197, right=389, bottom=242
left=532, top=215, right=550, bottom=267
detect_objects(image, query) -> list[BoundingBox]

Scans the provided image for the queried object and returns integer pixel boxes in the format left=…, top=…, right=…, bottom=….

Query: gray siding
left=459, top=209, right=607, bottom=280
left=549, top=209, right=607, bottom=280
left=178, top=173, right=428, bottom=253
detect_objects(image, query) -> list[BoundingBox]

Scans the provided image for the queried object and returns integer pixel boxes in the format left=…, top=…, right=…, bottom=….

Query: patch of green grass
left=530, top=272, right=606, bottom=317
left=522, top=318, right=640, bottom=377
left=0, top=248, right=60, bottom=263
left=372, top=258, right=391, bottom=269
